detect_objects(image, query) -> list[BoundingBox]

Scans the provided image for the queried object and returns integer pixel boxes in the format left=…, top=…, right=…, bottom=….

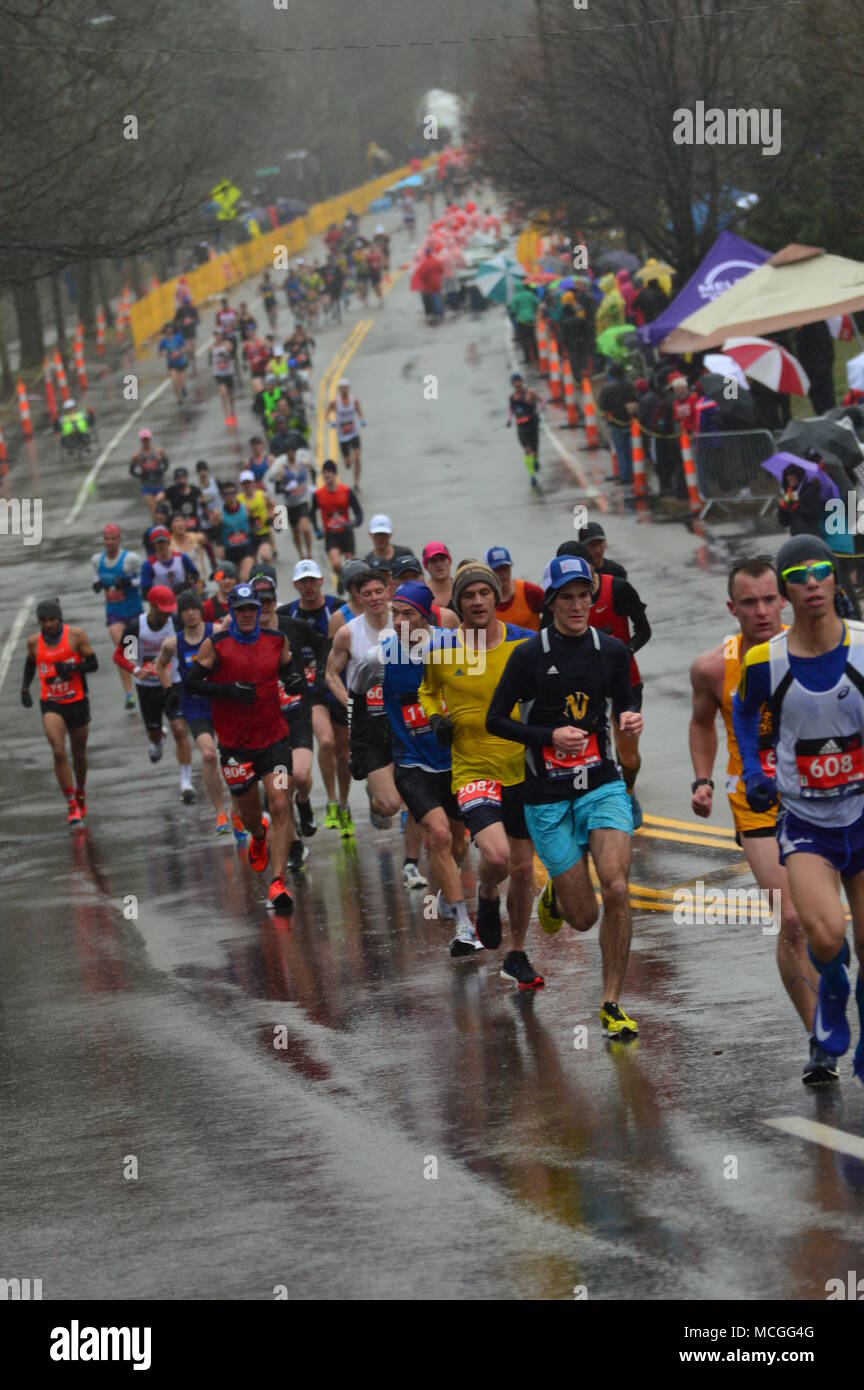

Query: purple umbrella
left=761, top=451, right=840, bottom=502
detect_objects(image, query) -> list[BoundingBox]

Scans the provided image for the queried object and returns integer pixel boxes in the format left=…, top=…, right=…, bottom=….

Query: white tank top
left=134, top=612, right=179, bottom=686
left=347, top=611, right=389, bottom=713
left=334, top=396, right=359, bottom=438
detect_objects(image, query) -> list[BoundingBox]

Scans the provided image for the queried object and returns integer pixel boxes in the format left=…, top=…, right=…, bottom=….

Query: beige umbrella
left=661, top=244, right=864, bottom=353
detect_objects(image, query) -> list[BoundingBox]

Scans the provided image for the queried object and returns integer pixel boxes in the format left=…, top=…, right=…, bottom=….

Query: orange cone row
left=561, top=354, right=581, bottom=427
left=536, top=311, right=550, bottom=376
left=96, top=308, right=106, bottom=357
left=679, top=430, right=703, bottom=513
left=53, top=349, right=70, bottom=403
left=0, top=418, right=7, bottom=466
left=547, top=332, right=562, bottom=403
left=43, top=356, right=58, bottom=424
left=74, top=330, right=88, bottom=392
left=581, top=375, right=600, bottom=451
left=17, top=378, right=33, bottom=439
left=630, top=418, right=647, bottom=497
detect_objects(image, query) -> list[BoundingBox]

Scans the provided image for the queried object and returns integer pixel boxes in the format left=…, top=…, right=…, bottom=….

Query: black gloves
left=164, top=688, right=182, bottom=720
left=52, top=661, right=77, bottom=681
left=430, top=714, right=455, bottom=747
left=228, top=681, right=257, bottom=705
left=21, top=690, right=33, bottom=708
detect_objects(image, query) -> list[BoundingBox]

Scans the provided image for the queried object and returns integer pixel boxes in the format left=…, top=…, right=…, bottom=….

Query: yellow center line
left=636, top=827, right=743, bottom=852
left=644, top=813, right=736, bottom=837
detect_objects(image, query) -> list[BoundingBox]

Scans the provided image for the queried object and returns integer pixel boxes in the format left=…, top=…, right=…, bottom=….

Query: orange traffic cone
left=74, top=335, right=88, bottom=392
left=547, top=332, right=563, bottom=404
left=562, top=355, right=581, bottom=428
left=53, top=349, right=71, bottom=404
left=0, top=418, right=7, bottom=468
left=43, top=357, right=58, bottom=424
left=536, top=312, right=550, bottom=376
left=631, top=418, right=647, bottom=497
left=96, top=308, right=106, bottom=357
left=17, top=379, right=33, bottom=440
left=581, top=375, right=600, bottom=451
left=679, top=430, right=703, bottom=513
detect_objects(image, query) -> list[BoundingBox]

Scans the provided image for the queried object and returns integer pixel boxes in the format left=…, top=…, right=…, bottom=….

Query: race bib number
left=227, top=530, right=247, bottom=547
left=325, top=512, right=349, bottom=532
left=222, top=758, right=255, bottom=787
left=105, top=586, right=126, bottom=604
left=279, top=683, right=301, bottom=712
left=366, top=684, right=384, bottom=713
left=402, top=700, right=430, bottom=736
left=339, top=422, right=355, bottom=437
left=304, top=664, right=317, bottom=686
left=135, top=660, right=159, bottom=682
left=758, top=745, right=776, bottom=777
left=542, top=734, right=601, bottom=777
left=457, top=779, right=502, bottom=813
left=795, top=733, right=864, bottom=796
left=47, top=679, right=77, bottom=703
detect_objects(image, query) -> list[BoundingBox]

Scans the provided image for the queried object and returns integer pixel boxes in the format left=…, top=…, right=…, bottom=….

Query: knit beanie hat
left=775, top=535, right=836, bottom=596
left=450, top=559, right=502, bottom=616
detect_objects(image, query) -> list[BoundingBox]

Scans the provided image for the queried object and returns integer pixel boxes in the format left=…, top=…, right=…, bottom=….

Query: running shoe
left=148, top=732, right=167, bottom=764
left=630, top=791, right=643, bottom=830
left=475, top=894, right=502, bottom=949
left=295, top=796, right=318, bottom=838
left=287, top=840, right=309, bottom=873
left=538, top=878, right=563, bottom=935
left=500, top=950, right=545, bottom=990
left=124, top=692, right=136, bottom=712
left=181, top=785, right=197, bottom=804
left=600, top=1001, right=639, bottom=1038
left=324, top=801, right=340, bottom=829
left=232, top=813, right=249, bottom=846
left=802, top=1036, right=840, bottom=1087
left=853, top=1037, right=864, bottom=1089
left=247, top=813, right=271, bottom=872
left=450, top=924, right=484, bottom=959
left=338, top=805, right=355, bottom=838
left=267, top=876, right=294, bottom=914
left=215, top=812, right=231, bottom=836
left=436, top=890, right=457, bottom=921
left=66, top=801, right=83, bottom=828
left=530, top=475, right=538, bottom=491
left=813, top=965, right=851, bottom=1057
left=76, top=789, right=87, bottom=820
left=402, top=862, right=428, bottom=890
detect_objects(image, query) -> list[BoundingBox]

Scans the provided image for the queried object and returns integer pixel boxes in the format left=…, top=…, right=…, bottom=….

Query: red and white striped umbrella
left=721, top=336, right=810, bottom=396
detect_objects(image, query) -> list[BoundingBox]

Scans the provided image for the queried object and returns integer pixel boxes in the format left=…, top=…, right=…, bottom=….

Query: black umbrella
left=824, top=405, right=864, bottom=438
left=697, top=372, right=757, bottom=427
left=779, top=419, right=864, bottom=470
left=593, top=249, right=641, bottom=274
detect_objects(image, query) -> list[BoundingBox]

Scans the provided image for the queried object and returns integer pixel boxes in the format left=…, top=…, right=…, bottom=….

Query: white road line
left=765, top=1115, right=864, bottom=1161
left=503, top=321, right=597, bottom=497
left=0, top=595, right=34, bottom=695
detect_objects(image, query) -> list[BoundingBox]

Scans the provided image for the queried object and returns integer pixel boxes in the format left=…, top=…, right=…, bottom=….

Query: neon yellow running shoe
left=538, top=878, right=563, bottom=935
left=600, top=1001, right=639, bottom=1039
left=324, top=801, right=340, bottom=829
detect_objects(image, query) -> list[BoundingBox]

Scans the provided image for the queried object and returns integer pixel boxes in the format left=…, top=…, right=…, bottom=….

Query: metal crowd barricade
left=691, top=429, right=778, bottom=519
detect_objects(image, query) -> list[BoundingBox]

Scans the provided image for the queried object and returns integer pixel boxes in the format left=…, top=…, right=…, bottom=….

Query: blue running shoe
left=813, top=969, right=851, bottom=1057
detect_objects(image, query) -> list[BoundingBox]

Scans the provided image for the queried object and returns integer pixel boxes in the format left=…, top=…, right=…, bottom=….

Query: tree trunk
left=95, top=263, right=115, bottom=328
left=13, top=280, right=45, bottom=371
left=0, top=298, right=14, bottom=397
left=77, top=260, right=95, bottom=334
left=50, top=274, right=67, bottom=352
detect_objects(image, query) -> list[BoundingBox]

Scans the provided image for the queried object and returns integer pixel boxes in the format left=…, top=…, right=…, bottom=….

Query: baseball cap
left=337, top=377, right=349, bottom=388
left=103, top=522, right=121, bottom=539
left=150, top=526, right=171, bottom=542
left=340, top=559, right=373, bottom=591
left=392, top=554, right=423, bottom=580
left=173, top=466, right=188, bottom=479
left=238, top=470, right=255, bottom=483
left=367, top=556, right=392, bottom=575
left=485, top=546, right=513, bottom=570
left=293, top=559, right=323, bottom=582
left=322, top=459, right=338, bottom=474
left=211, top=561, right=238, bottom=580
left=422, top=542, right=451, bottom=565
left=138, top=428, right=152, bottom=439
left=542, top=555, right=592, bottom=596
left=369, top=514, right=393, bottom=535
left=148, top=584, right=178, bottom=613
left=64, top=399, right=76, bottom=411
left=228, top=583, right=261, bottom=610
left=578, top=522, right=606, bottom=543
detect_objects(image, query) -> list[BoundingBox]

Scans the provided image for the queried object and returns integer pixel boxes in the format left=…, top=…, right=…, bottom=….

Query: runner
left=173, top=298, right=199, bottom=375
left=247, top=437, right=273, bottom=485
left=169, top=515, right=208, bottom=589
left=158, top=319, right=188, bottom=403
left=507, top=372, right=543, bottom=488
left=238, top=471, right=275, bottom=566
left=311, top=460, right=363, bottom=587
left=576, top=522, right=628, bottom=580
left=485, top=546, right=545, bottom=633
left=212, top=480, right=254, bottom=580
left=202, top=562, right=238, bottom=623
left=689, top=554, right=825, bottom=1084
left=326, top=378, right=366, bottom=489
left=422, top=541, right=454, bottom=612
left=353, top=582, right=477, bottom=947
left=140, top=527, right=199, bottom=599
left=252, top=568, right=329, bottom=864
left=325, top=558, right=371, bottom=637
left=210, top=330, right=237, bottom=427
left=156, top=591, right=231, bottom=830
left=184, top=584, right=297, bottom=914
left=112, top=585, right=193, bottom=792
left=91, top=522, right=142, bottom=711
left=163, top=466, right=202, bottom=524
left=364, top=514, right=415, bottom=566
left=734, top=536, right=864, bottom=1088
left=487, top=554, right=642, bottom=1027
left=266, top=446, right=314, bottom=559
left=419, top=559, right=541, bottom=984
left=391, top=555, right=459, bottom=629
left=366, top=241, right=385, bottom=306
left=20, top=598, right=98, bottom=827
left=260, top=271, right=279, bottom=330
left=284, top=558, right=352, bottom=834
left=129, top=429, right=169, bottom=516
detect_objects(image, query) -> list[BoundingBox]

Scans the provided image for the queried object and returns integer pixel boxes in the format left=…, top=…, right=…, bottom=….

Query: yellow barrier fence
left=130, top=159, right=430, bottom=347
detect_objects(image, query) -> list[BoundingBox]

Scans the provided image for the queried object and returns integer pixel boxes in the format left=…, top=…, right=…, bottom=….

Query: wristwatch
left=691, top=777, right=714, bottom=793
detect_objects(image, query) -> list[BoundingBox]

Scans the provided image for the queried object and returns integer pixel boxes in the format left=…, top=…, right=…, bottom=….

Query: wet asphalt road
left=2, top=208, right=864, bottom=1301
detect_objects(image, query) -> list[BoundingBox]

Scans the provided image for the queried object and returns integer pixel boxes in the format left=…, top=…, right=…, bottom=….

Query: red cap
left=422, top=541, right=451, bottom=564
left=147, top=584, right=177, bottom=613
left=150, top=526, right=171, bottom=542
left=103, top=523, right=121, bottom=539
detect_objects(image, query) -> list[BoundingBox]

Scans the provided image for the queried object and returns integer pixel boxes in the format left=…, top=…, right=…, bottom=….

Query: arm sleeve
left=139, top=560, right=155, bottom=596
left=732, top=654, right=772, bottom=785
left=348, top=490, right=363, bottom=528
left=21, top=652, right=36, bottom=691
left=113, top=622, right=139, bottom=673
left=185, top=660, right=232, bottom=699
left=608, top=641, right=636, bottom=718
left=122, top=551, right=142, bottom=580
left=614, top=580, right=651, bottom=653
left=182, top=554, right=200, bottom=580
left=485, top=644, right=555, bottom=749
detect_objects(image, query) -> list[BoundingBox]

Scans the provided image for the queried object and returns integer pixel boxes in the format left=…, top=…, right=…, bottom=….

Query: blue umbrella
left=761, top=451, right=840, bottom=502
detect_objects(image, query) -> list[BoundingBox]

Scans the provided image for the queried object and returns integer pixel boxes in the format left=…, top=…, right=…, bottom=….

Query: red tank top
left=588, top=573, right=640, bottom=685
left=37, top=625, right=85, bottom=704
left=315, top=483, right=351, bottom=533
left=209, top=629, right=287, bottom=748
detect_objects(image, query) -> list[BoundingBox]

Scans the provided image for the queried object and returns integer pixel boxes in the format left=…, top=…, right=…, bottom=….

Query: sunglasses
left=781, top=561, right=835, bottom=585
